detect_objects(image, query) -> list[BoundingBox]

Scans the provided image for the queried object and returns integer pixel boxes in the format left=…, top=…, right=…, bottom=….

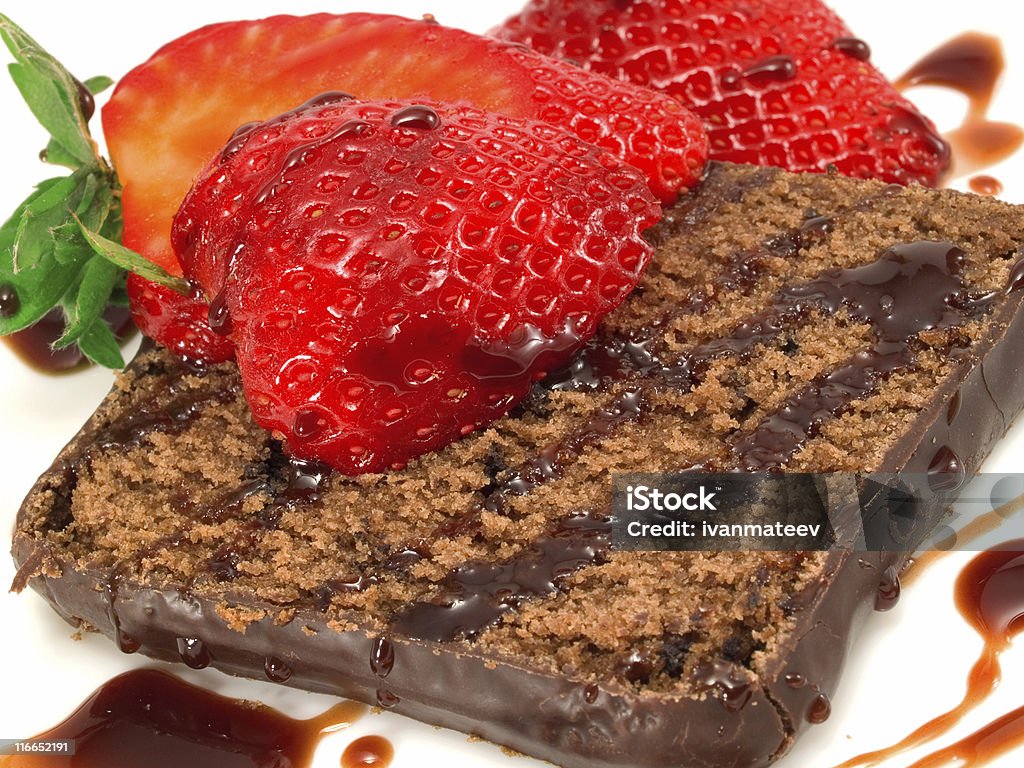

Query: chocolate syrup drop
left=0, top=282, right=19, bottom=317
left=784, top=673, right=806, bottom=689
left=896, top=32, right=1023, bottom=177
left=969, top=174, right=1003, bottom=196
left=176, top=637, right=212, bottom=669
left=72, top=76, right=96, bottom=121
left=284, top=456, right=332, bottom=500
left=834, top=540, right=1024, bottom=768
left=341, top=735, right=394, bottom=768
left=369, top=636, right=397, bottom=712
left=831, top=37, right=871, bottom=62
left=1007, top=256, right=1024, bottom=294
left=874, top=566, right=901, bottom=612
left=741, top=55, right=797, bottom=84
left=370, top=638, right=395, bottom=678
left=927, top=445, right=966, bottom=492
left=620, top=652, right=655, bottom=684
left=722, top=56, right=798, bottom=90
left=689, top=659, right=753, bottom=713
left=389, top=105, right=441, bottom=130
left=264, top=656, right=293, bottom=683
left=808, top=693, right=832, bottom=724
left=4, top=669, right=365, bottom=768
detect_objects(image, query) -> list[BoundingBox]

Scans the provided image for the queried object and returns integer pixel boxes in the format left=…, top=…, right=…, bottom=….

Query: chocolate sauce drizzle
left=835, top=540, right=1024, bottom=768
left=217, top=91, right=355, bottom=165
left=379, top=235, right=1017, bottom=662
left=721, top=241, right=989, bottom=469
left=721, top=55, right=797, bottom=89
left=548, top=209, right=835, bottom=394
left=562, top=240, right=992, bottom=474
left=11, top=356, right=333, bottom=664
left=391, top=510, right=611, bottom=642
left=896, top=32, right=1024, bottom=178
left=36, top=376, right=242, bottom=652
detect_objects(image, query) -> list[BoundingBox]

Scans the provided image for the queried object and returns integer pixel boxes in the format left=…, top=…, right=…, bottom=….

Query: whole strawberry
left=174, top=96, right=660, bottom=474
left=494, top=0, right=950, bottom=186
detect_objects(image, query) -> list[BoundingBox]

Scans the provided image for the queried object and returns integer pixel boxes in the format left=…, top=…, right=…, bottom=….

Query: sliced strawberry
left=494, top=0, right=950, bottom=186
left=174, top=97, right=660, bottom=474
left=104, top=11, right=707, bottom=281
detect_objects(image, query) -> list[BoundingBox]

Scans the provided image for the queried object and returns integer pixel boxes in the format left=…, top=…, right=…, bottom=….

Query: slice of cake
left=12, top=162, right=1024, bottom=768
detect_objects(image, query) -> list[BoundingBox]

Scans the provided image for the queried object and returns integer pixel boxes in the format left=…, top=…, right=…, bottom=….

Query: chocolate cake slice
left=12, top=163, right=1024, bottom=768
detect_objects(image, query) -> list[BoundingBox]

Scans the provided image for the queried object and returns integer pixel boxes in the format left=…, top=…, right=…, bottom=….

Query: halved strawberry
left=104, top=11, right=708, bottom=282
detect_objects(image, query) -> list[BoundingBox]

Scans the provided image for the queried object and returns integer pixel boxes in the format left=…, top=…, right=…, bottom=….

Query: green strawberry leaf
left=0, top=15, right=98, bottom=169
left=0, top=14, right=181, bottom=369
left=11, top=172, right=83, bottom=273
left=82, top=75, right=112, bottom=95
left=75, top=312, right=125, bottom=368
left=0, top=178, right=87, bottom=335
left=54, top=252, right=121, bottom=349
left=74, top=216, right=189, bottom=295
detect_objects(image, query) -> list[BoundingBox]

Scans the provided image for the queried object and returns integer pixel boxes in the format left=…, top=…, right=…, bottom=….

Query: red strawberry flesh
left=494, top=0, right=951, bottom=186
left=104, top=11, right=707, bottom=278
left=126, top=274, right=234, bottom=364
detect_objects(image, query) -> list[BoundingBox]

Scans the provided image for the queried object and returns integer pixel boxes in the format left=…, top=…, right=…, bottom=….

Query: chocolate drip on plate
left=7, top=668, right=366, bottom=768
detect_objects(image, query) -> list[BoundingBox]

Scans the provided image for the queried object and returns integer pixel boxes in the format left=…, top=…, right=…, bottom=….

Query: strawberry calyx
left=0, top=14, right=186, bottom=368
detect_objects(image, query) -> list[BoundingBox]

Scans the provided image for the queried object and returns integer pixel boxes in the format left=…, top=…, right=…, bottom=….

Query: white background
left=1, top=2, right=1024, bottom=767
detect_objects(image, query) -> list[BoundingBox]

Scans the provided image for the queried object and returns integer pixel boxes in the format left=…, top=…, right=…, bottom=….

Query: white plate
left=1, top=2, right=1023, bottom=766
